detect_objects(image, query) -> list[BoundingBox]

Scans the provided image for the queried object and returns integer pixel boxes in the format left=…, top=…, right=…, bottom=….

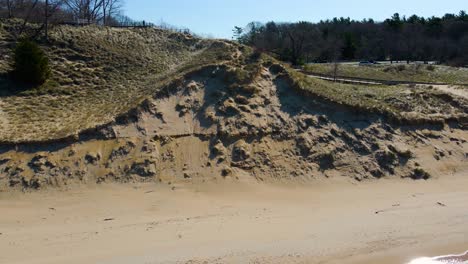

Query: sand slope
left=1, top=177, right=467, bottom=264
left=2, top=65, right=467, bottom=191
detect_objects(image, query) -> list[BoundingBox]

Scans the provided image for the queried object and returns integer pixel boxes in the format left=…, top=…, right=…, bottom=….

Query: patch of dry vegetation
left=0, top=20, right=237, bottom=143
left=304, top=63, right=468, bottom=85
left=283, top=65, right=468, bottom=124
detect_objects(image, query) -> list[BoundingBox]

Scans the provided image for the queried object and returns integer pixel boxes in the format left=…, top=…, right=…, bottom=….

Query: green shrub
left=426, top=65, right=435, bottom=71
left=12, top=39, right=51, bottom=85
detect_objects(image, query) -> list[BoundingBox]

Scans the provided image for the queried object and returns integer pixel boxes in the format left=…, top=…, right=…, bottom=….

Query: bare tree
left=44, top=0, right=65, bottom=40
left=64, top=0, right=102, bottom=23
left=17, top=0, right=39, bottom=37
left=328, top=36, right=342, bottom=81
left=6, top=0, right=13, bottom=18
left=286, top=22, right=310, bottom=65
left=101, top=0, right=106, bottom=24
left=0, top=0, right=18, bottom=18
left=45, top=0, right=48, bottom=38
left=62, top=0, right=122, bottom=25
left=332, top=61, right=339, bottom=82
left=101, top=0, right=121, bottom=25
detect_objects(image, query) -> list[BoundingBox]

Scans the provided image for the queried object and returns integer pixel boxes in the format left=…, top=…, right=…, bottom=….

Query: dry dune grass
left=0, top=20, right=237, bottom=143
left=285, top=66, right=468, bottom=124
left=304, top=63, right=468, bottom=85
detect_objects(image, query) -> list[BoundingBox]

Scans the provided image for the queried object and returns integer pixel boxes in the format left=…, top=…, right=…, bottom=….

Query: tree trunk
left=333, top=62, right=339, bottom=82
left=102, top=0, right=106, bottom=26
left=6, top=0, right=13, bottom=18
left=18, top=0, right=40, bottom=39
left=45, top=0, right=49, bottom=41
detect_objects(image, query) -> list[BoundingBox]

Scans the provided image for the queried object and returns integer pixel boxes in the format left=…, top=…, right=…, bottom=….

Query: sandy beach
left=1, top=176, right=467, bottom=264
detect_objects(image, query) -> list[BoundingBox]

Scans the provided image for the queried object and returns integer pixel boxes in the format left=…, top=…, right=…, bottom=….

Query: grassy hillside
left=0, top=20, right=238, bottom=143
left=304, top=63, right=468, bottom=85
left=284, top=66, right=468, bottom=124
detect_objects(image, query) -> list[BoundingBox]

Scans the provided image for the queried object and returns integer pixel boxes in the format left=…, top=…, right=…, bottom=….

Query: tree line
left=234, top=11, right=468, bottom=66
left=0, top=0, right=126, bottom=24
left=0, top=0, right=151, bottom=40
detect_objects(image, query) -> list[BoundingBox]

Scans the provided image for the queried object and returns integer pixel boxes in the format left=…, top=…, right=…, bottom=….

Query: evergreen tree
left=12, top=39, right=51, bottom=85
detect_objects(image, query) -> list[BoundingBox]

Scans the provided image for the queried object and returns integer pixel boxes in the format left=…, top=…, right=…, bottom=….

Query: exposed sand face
left=1, top=177, right=467, bottom=264
left=432, top=85, right=468, bottom=100
left=2, top=66, right=467, bottom=192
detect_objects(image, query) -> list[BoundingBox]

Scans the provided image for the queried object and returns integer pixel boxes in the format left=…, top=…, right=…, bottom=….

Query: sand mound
left=0, top=65, right=466, bottom=190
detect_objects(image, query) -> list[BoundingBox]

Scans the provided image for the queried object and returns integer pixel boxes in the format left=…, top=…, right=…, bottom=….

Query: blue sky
left=125, top=0, right=467, bottom=39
